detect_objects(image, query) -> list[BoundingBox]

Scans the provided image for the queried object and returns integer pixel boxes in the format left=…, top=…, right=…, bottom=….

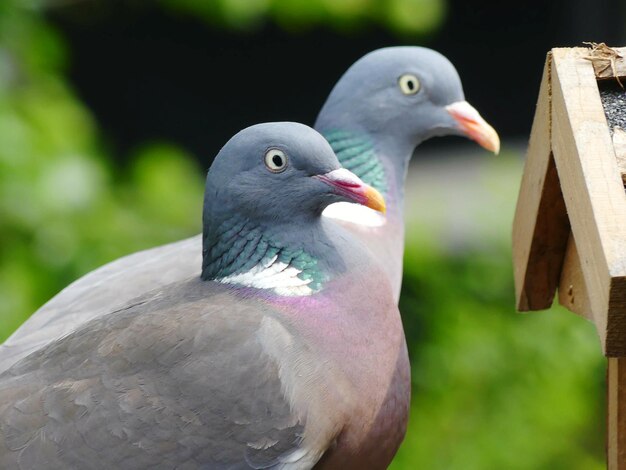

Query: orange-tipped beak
left=446, top=101, right=500, bottom=154
left=315, top=168, right=386, bottom=214
left=362, top=185, right=386, bottom=214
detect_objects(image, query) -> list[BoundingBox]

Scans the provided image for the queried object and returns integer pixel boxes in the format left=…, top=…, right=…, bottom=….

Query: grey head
left=201, top=122, right=385, bottom=294
left=315, top=47, right=499, bottom=191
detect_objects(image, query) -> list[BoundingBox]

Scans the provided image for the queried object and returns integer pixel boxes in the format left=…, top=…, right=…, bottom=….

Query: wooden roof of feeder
left=512, top=45, right=626, bottom=357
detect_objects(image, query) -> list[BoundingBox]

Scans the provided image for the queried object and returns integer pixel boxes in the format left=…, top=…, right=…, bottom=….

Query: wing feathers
left=0, top=280, right=338, bottom=469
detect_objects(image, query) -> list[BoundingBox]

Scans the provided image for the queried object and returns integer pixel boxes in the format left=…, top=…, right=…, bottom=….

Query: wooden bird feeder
left=513, top=45, right=626, bottom=469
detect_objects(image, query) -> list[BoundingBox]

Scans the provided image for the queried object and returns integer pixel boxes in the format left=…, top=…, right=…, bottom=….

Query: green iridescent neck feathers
left=202, top=216, right=326, bottom=296
left=323, top=130, right=387, bottom=194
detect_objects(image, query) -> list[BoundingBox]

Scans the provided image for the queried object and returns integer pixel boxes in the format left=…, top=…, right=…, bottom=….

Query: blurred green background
left=0, top=0, right=622, bottom=468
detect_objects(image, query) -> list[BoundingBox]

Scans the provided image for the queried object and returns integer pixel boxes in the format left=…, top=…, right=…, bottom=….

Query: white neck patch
left=216, top=255, right=315, bottom=296
left=322, top=202, right=386, bottom=227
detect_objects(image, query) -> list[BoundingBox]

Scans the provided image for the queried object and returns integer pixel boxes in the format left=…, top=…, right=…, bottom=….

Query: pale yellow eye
left=398, top=74, right=420, bottom=95
left=264, top=148, right=288, bottom=173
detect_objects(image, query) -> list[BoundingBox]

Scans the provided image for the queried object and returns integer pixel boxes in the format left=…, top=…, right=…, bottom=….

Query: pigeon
left=0, top=46, right=498, bottom=372
left=0, top=122, right=409, bottom=469
left=316, top=47, right=499, bottom=295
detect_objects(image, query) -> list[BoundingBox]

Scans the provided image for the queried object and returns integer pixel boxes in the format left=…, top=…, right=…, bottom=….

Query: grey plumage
left=315, top=47, right=498, bottom=296
left=0, top=236, right=202, bottom=372
left=1, top=281, right=311, bottom=469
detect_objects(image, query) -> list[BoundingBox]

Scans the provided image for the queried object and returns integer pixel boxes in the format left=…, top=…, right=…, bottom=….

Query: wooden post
left=609, top=358, right=626, bottom=470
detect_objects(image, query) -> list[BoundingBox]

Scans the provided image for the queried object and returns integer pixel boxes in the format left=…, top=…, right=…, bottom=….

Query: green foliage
left=0, top=1, right=606, bottom=469
left=393, top=243, right=604, bottom=469
left=159, top=0, right=446, bottom=35
left=390, top=154, right=605, bottom=468
left=0, top=2, right=204, bottom=341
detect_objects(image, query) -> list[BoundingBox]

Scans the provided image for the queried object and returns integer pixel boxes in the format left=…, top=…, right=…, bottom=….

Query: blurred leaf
left=160, top=0, right=446, bottom=35
left=0, top=2, right=204, bottom=342
left=384, top=0, right=446, bottom=35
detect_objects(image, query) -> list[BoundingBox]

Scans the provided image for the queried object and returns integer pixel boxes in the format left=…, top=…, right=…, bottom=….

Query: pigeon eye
left=398, top=74, right=420, bottom=95
left=264, top=149, right=288, bottom=173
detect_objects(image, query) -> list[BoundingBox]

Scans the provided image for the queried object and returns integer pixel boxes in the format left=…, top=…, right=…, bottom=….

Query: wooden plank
left=551, top=47, right=626, bottom=356
left=608, top=127, right=626, bottom=466
left=614, top=128, right=626, bottom=185
left=608, top=357, right=626, bottom=470
left=559, top=234, right=594, bottom=321
left=512, top=53, right=571, bottom=311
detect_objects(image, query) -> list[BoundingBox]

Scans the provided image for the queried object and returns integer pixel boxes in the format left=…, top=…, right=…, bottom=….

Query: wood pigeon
left=0, top=122, right=409, bottom=469
left=316, top=47, right=499, bottom=296
left=0, top=46, right=498, bottom=373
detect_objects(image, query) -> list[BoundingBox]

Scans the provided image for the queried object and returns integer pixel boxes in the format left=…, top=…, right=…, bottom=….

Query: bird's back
left=0, top=235, right=202, bottom=373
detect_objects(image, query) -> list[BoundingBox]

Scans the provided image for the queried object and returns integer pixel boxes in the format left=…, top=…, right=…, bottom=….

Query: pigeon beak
left=315, top=168, right=386, bottom=214
left=445, top=100, right=500, bottom=154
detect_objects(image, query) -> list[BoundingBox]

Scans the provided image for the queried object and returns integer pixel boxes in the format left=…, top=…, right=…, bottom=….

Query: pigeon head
left=316, top=46, right=499, bottom=155
left=201, top=122, right=385, bottom=292
left=204, top=122, right=385, bottom=223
